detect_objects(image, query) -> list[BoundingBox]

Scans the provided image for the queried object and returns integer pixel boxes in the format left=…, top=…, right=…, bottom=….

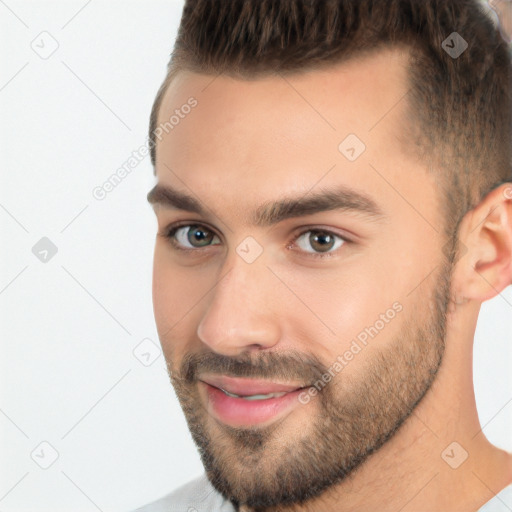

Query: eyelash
left=161, top=222, right=351, bottom=260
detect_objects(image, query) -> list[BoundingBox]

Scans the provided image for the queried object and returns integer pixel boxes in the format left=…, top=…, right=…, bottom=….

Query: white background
left=0, top=1, right=510, bottom=511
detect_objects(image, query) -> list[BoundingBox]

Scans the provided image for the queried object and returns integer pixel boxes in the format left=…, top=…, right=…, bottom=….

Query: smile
left=198, top=375, right=311, bottom=427
left=219, top=388, right=289, bottom=400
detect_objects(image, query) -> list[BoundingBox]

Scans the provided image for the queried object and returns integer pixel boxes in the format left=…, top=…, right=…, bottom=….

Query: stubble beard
left=169, top=258, right=452, bottom=511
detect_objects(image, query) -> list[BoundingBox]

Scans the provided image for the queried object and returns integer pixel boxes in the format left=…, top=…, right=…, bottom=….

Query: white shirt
left=132, top=473, right=512, bottom=512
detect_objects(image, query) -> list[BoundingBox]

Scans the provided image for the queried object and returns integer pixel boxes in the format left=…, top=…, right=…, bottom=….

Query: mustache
left=177, top=349, right=329, bottom=385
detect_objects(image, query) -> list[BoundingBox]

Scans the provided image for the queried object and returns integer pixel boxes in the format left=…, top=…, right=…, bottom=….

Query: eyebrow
left=147, top=183, right=385, bottom=227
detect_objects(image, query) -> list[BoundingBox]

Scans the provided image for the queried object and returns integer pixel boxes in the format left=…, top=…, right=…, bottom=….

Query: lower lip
left=201, top=382, right=304, bottom=427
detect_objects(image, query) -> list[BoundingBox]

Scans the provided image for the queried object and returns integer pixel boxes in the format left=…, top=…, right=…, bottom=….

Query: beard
left=167, top=255, right=453, bottom=511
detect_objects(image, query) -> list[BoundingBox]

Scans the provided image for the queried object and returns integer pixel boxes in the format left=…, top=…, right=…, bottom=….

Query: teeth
left=220, top=388, right=288, bottom=400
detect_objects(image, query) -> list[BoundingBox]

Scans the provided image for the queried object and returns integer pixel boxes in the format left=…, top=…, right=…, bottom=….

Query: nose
left=197, top=252, right=281, bottom=356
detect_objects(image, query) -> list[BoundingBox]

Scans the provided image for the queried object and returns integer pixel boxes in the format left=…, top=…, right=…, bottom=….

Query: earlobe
left=452, top=183, right=512, bottom=303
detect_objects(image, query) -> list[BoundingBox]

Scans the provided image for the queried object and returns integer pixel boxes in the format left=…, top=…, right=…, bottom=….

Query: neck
left=240, top=301, right=512, bottom=512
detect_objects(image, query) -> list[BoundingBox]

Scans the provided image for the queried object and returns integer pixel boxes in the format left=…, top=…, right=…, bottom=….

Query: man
left=137, top=0, right=512, bottom=510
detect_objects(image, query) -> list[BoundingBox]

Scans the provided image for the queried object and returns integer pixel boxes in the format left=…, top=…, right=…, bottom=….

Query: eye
left=164, top=224, right=221, bottom=251
left=162, top=223, right=349, bottom=259
left=291, top=229, right=347, bottom=258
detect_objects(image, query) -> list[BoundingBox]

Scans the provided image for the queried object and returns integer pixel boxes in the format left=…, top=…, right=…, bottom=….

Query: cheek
left=314, top=275, right=395, bottom=349
left=152, top=247, right=195, bottom=336
left=277, top=253, right=409, bottom=365
left=152, top=245, right=219, bottom=347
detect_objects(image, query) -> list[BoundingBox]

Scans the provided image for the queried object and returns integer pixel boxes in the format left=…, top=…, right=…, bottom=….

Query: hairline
left=149, top=42, right=417, bottom=157
left=147, top=39, right=499, bottom=249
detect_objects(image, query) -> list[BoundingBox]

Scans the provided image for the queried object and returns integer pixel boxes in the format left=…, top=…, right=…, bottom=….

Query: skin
left=148, top=46, right=512, bottom=511
left=489, top=0, right=512, bottom=41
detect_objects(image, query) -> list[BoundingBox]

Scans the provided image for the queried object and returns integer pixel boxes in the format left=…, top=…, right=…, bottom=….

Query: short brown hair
left=149, top=0, right=512, bottom=243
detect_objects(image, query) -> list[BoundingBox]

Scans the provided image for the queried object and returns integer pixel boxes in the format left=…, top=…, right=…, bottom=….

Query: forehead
left=157, top=47, right=411, bottom=134
left=153, top=46, right=438, bottom=229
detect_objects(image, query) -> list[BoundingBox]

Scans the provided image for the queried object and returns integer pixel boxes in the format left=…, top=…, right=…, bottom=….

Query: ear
left=451, top=183, right=512, bottom=303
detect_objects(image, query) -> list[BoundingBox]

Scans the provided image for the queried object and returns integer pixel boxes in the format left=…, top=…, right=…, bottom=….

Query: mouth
left=198, top=375, right=312, bottom=427
left=216, top=388, right=290, bottom=400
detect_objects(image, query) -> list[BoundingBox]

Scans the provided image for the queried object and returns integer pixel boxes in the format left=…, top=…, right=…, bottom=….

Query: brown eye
left=186, top=225, right=215, bottom=247
left=309, top=232, right=336, bottom=252
left=294, top=229, right=346, bottom=255
left=167, top=224, right=221, bottom=249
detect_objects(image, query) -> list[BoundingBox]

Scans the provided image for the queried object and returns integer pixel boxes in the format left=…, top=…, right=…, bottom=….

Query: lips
left=200, top=378, right=309, bottom=427
left=199, top=374, right=305, bottom=397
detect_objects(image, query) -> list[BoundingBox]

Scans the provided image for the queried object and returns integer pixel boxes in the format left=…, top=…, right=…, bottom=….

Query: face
left=149, top=48, right=454, bottom=509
